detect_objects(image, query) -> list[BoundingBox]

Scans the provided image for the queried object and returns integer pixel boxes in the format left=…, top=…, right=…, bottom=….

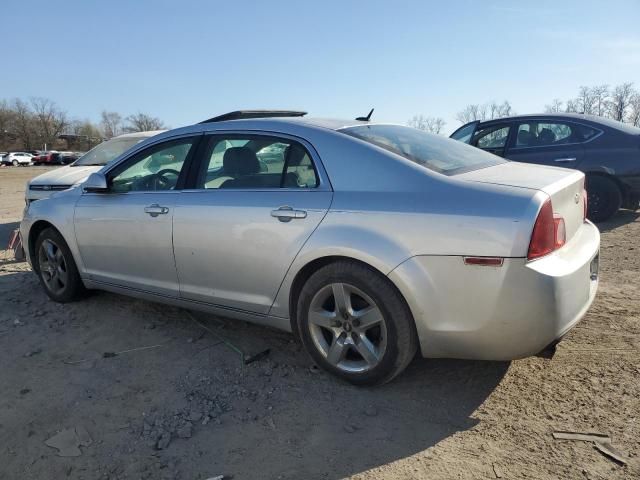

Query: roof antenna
left=356, top=108, right=374, bottom=122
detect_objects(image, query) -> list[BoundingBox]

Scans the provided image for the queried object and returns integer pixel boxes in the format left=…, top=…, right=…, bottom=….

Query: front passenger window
left=475, top=126, right=510, bottom=149
left=110, top=139, right=195, bottom=193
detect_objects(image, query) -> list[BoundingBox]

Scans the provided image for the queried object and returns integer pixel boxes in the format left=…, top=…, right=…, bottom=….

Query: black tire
left=35, top=228, right=85, bottom=303
left=586, top=176, right=622, bottom=223
left=296, top=260, right=418, bottom=386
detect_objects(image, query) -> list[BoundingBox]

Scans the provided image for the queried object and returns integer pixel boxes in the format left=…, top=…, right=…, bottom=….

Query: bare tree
left=545, top=99, right=564, bottom=113
left=456, top=101, right=513, bottom=123
left=491, top=100, right=513, bottom=118
left=124, top=113, right=166, bottom=133
left=100, top=110, right=123, bottom=138
left=30, top=97, right=68, bottom=149
left=575, top=86, right=597, bottom=115
left=565, top=99, right=579, bottom=113
left=591, top=85, right=609, bottom=117
left=0, top=100, right=17, bottom=150
left=407, top=115, right=446, bottom=134
left=11, top=99, right=37, bottom=149
left=609, top=82, right=635, bottom=121
left=0, top=100, right=15, bottom=134
left=628, top=93, right=640, bottom=127
left=456, top=104, right=485, bottom=123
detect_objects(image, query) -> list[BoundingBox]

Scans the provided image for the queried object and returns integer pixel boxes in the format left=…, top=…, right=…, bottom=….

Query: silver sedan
left=21, top=111, right=600, bottom=385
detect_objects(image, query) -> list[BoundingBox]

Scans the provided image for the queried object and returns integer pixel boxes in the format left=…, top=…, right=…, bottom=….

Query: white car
left=2, top=152, right=34, bottom=166
left=26, top=131, right=164, bottom=203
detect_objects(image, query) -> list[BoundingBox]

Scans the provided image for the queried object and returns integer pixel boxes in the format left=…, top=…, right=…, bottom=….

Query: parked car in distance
left=26, top=131, right=165, bottom=203
left=32, top=151, right=60, bottom=165
left=21, top=110, right=600, bottom=385
left=1, top=152, right=34, bottom=166
left=58, top=151, right=80, bottom=164
left=450, top=113, right=640, bottom=222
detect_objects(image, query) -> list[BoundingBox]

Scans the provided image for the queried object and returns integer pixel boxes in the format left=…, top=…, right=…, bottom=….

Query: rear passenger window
left=515, top=122, right=599, bottom=147
left=196, top=135, right=318, bottom=189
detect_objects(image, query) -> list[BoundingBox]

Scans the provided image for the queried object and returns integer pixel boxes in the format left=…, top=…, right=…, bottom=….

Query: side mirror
left=82, top=172, right=109, bottom=193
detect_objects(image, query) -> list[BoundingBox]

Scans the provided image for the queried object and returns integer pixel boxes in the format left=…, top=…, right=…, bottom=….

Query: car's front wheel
left=296, top=260, right=417, bottom=386
left=35, top=228, right=85, bottom=302
left=12, top=160, right=18, bottom=166
left=586, top=175, right=622, bottom=222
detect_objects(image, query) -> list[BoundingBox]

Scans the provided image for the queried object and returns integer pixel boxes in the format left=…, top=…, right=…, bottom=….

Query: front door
left=74, top=136, right=199, bottom=296
left=173, top=134, right=332, bottom=314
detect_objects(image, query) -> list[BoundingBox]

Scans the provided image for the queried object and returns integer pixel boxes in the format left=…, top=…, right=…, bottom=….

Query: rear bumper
left=389, top=221, right=600, bottom=360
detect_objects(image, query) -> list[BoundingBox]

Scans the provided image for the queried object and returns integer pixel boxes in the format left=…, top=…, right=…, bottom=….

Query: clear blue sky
left=3, top=0, right=639, bottom=133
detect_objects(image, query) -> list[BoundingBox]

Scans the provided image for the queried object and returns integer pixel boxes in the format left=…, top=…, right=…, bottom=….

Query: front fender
left=20, top=189, right=85, bottom=275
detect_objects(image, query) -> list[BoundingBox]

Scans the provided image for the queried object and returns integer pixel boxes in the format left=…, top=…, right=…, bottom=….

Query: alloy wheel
left=38, top=239, right=68, bottom=295
left=307, top=282, right=387, bottom=373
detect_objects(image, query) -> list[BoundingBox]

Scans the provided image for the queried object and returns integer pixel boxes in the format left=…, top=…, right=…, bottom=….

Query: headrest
left=223, top=146, right=260, bottom=175
left=284, top=144, right=308, bottom=166
left=538, top=128, right=556, bottom=144
left=517, top=130, right=533, bottom=146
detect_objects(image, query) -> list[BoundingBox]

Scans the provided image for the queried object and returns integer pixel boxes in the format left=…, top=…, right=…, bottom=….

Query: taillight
left=582, top=187, right=588, bottom=221
left=528, top=199, right=565, bottom=260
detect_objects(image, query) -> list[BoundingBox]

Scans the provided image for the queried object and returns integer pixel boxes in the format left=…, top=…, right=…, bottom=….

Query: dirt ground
left=1, top=165, right=638, bottom=480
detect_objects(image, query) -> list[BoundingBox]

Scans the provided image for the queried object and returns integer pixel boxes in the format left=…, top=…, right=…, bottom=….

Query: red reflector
left=553, top=215, right=566, bottom=249
left=463, top=257, right=504, bottom=267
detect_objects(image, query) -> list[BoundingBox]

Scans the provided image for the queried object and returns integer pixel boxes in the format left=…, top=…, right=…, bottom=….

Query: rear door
left=505, top=120, right=587, bottom=167
left=173, top=133, right=332, bottom=314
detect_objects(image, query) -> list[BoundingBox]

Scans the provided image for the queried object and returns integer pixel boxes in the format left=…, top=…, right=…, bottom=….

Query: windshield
left=73, top=136, right=147, bottom=166
left=341, top=124, right=506, bottom=175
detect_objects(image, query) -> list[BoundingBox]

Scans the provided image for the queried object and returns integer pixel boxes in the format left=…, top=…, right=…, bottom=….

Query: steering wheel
left=151, top=168, right=181, bottom=190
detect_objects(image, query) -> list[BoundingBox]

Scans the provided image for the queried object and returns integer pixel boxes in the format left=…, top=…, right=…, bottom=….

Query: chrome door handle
left=144, top=204, right=169, bottom=217
left=271, top=206, right=307, bottom=222
left=554, top=157, right=577, bottom=163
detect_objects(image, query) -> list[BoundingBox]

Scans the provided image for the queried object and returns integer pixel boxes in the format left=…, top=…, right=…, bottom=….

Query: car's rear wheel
left=586, top=175, right=622, bottom=222
left=35, top=228, right=85, bottom=302
left=296, top=260, right=417, bottom=386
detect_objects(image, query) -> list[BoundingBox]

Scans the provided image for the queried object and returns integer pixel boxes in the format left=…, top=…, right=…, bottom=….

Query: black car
left=451, top=113, right=640, bottom=222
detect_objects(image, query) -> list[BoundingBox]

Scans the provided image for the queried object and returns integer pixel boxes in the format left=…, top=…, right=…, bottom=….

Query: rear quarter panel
left=269, top=136, right=544, bottom=318
left=582, top=131, right=640, bottom=192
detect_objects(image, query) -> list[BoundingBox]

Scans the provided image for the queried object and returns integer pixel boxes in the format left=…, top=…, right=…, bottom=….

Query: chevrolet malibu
left=21, top=111, right=600, bottom=385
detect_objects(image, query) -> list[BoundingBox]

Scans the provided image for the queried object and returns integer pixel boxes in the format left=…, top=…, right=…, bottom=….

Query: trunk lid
left=458, top=162, right=586, bottom=243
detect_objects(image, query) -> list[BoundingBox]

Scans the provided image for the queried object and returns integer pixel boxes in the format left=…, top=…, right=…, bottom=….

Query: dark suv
left=451, top=113, right=640, bottom=222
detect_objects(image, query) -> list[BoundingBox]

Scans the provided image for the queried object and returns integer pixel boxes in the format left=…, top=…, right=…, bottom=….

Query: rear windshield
left=340, top=124, right=506, bottom=175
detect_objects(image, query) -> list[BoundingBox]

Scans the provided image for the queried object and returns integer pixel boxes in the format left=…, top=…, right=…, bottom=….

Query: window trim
left=507, top=120, right=604, bottom=151
left=100, top=134, right=203, bottom=194
left=185, top=131, right=331, bottom=192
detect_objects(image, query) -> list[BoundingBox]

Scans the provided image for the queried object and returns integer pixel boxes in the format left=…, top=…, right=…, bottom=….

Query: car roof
left=202, top=116, right=369, bottom=131
left=144, top=116, right=377, bottom=145
left=475, top=113, right=640, bottom=134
